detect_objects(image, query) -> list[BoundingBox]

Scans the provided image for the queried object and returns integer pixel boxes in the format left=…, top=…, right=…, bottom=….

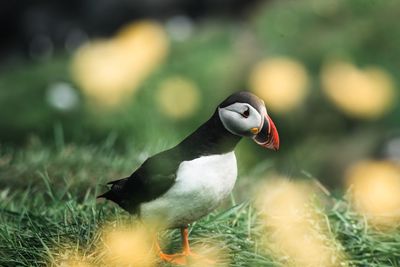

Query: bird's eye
left=242, top=107, right=250, bottom=118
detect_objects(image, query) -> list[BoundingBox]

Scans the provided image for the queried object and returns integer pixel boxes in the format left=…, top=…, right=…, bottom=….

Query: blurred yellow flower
left=321, top=61, right=396, bottom=119
left=346, top=160, right=400, bottom=228
left=156, top=76, right=201, bottom=119
left=50, top=250, right=93, bottom=267
left=100, top=225, right=155, bottom=267
left=256, top=178, right=346, bottom=267
left=71, top=21, right=169, bottom=108
left=249, top=57, right=310, bottom=113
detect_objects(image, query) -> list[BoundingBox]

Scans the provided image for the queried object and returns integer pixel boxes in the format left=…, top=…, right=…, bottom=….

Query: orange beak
left=253, top=113, right=280, bottom=151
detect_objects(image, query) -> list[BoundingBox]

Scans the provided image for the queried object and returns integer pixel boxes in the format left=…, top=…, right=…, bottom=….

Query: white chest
left=140, top=151, right=237, bottom=228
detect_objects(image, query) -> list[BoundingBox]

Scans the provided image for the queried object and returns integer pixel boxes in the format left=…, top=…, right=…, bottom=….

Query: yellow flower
left=321, top=61, right=396, bottom=119
left=256, top=178, right=346, bottom=267
left=346, top=160, right=400, bottom=228
left=71, top=21, right=169, bottom=108
left=156, top=76, right=201, bottom=119
left=49, top=250, right=93, bottom=267
left=100, top=225, right=155, bottom=267
left=249, top=57, right=309, bottom=113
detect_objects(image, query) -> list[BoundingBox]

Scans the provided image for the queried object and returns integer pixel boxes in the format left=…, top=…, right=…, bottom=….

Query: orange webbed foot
left=159, top=250, right=216, bottom=265
left=159, top=252, right=187, bottom=265
left=156, top=226, right=216, bottom=265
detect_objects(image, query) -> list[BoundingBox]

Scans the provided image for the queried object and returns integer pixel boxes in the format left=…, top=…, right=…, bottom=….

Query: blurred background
left=1, top=0, right=400, bottom=193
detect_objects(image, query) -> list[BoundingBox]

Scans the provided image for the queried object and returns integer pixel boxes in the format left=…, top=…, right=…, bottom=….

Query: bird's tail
left=97, top=177, right=128, bottom=202
left=97, top=177, right=139, bottom=214
left=97, top=190, right=114, bottom=200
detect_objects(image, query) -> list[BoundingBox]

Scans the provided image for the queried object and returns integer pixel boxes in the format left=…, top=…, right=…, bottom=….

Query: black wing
left=98, top=109, right=242, bottom=214
left=98, top=148, right=182, bottom=214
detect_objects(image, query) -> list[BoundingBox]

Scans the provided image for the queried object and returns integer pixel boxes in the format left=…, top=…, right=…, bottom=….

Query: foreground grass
left=1, top=144, right=400, bottom=266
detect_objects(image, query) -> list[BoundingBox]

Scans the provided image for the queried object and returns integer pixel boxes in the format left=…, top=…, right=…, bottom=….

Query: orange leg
left=156, top=226, right=191, bottom=265
left=181, top=227, right=191, bottom=254
left=156, top=226, right=210, bottom=265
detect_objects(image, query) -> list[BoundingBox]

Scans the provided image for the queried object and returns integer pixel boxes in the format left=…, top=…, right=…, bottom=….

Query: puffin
left=98, top=91, right=279, bottom=265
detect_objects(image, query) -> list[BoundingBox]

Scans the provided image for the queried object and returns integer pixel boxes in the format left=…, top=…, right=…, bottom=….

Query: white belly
left=140, top=151, right=237, bottom=228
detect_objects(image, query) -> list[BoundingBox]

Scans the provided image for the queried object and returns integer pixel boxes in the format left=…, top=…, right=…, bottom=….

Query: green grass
left=1, top=1, right=400, bottom=265
left=1, top=143, right=400, bottom=267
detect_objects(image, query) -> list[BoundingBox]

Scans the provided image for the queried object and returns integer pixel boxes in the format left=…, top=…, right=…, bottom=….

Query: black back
left=98, top=91, right=266, bottom=214
left=98, top=109, right=241, bottom=214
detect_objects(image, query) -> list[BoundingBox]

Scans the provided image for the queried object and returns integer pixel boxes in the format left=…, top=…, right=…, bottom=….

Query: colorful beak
left=253, top=113, right=280, bottom=151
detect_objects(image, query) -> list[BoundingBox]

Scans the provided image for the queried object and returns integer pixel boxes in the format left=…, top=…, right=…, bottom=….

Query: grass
left=1, top=0, right=400, bottom=265
left=1, top=142, right=400, bottom=267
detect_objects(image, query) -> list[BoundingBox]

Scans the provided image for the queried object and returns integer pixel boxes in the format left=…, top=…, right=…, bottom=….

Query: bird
left=98, top=91, right=279, bottom=265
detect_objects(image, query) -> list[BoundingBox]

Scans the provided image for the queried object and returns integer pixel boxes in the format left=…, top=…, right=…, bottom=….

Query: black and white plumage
left=98, top=91, right=279, bottom=229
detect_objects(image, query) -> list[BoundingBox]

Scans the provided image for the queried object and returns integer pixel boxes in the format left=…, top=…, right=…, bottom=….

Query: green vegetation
left=0, top=143, right=399, bottom=266
left=1, top=0, right=400, bottom=266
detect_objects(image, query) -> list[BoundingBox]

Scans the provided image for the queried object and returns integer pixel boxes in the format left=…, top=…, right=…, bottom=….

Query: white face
left=218, top=102, right=264, bottom=137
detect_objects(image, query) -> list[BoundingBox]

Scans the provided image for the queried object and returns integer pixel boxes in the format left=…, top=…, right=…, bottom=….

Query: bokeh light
left=156, top=76, right=201, bottom=119
left=50, top=250, right=93, bottom=267
left=46, top=82, right=79, bottom=111
left=382, top=137, right=400, bottom=162
left=29, top=34, right=54, bottom=61
left=71, top=21, right=169, bottom=108
left=346, top=160, right=400, bottom=228
left=321, top=60, right=396, bottom=119
left=256, top=178, right=346, bottom=267
left=249, top=57, right=310, bottom=113
left=99, top=224, right=156, bottom=267
left=165, top=15, right=194, bottom=42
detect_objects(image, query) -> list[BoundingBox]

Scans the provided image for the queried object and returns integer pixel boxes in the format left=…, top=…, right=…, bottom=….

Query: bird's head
left=218, top=91, right=280, bottom=151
